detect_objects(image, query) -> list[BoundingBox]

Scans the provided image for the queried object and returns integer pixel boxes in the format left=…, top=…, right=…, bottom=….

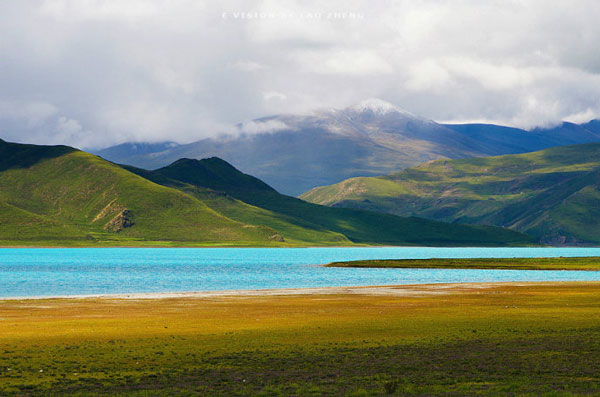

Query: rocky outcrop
left=268, top=233, right=285, bottom=242
left=104, top=209, right=134, bottom=232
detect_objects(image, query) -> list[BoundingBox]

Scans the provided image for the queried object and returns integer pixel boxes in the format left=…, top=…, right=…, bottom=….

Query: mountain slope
left=301, top=143, right=600, bottom=245
left=125, top=157, right=534, bottom=247
left=442, top=120, right=600, bottom=155
left=99, top=109, right=478, bottom=196
left=0, top=139, right=533, bottom=247
left=121, top=159, right=350, bottom=245
left=0, top=139, right=285, bottom=246
left=94, top=100, right=600, bottom=195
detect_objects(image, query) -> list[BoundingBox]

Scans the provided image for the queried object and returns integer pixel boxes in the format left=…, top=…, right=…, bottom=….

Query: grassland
left=0, top=141, right=281, bottom=246
left=301, top=142, right=600, bottom=245
left=2, top=283, right=600, bottom=395
left=326, top=256, right=600, bottom=271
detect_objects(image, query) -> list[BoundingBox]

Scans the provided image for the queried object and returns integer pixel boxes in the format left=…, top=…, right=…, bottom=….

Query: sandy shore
left=2, top=281, right=592, bottom=301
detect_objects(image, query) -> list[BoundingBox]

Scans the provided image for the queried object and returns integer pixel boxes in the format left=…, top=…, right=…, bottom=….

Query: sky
left=1, top=0, right=600, bottom=149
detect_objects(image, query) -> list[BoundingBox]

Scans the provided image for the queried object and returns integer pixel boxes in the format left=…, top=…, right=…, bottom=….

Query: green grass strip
left=326, top=256, right=600, bottom=271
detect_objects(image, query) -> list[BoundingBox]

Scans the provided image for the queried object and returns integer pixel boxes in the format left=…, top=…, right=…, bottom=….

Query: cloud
left=227, top=60, right=269, bottom=72
left=263, top=91, right=287, bottom=101
left=39, top=0, right=166, bottom=21
left=295, top=49, right=394, bottom=76
left=0, top=101, right=58, bottom=128
left=0, top=0, right=599, bottom=148
left=405, top=59, right=451, bottom=92
left=237, top=119, right=291, bottom=134
left=564, top=108, right=599, bottom=125
left=0, top=100, right=107, bottom=148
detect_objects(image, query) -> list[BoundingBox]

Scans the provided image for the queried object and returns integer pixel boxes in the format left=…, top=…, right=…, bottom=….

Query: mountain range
left=301, top=143, right=600, bottom=245
left=0, top=138, right=531, bottom=247
left=95, top=99, right=600, bottom=196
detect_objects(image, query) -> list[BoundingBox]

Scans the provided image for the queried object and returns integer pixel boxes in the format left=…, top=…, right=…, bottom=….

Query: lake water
left=2, top=247, right=600, bottom=298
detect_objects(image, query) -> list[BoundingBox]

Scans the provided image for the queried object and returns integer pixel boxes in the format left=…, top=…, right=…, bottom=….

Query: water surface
left=2, top=247, right=600, bottom=298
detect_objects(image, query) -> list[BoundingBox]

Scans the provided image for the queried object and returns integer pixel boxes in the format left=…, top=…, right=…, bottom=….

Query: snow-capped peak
left=348, top=98, right=415, bottom=117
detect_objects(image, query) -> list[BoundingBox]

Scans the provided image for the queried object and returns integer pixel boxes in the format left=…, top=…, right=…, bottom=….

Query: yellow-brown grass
left=2, top=282, right=600, bottom=395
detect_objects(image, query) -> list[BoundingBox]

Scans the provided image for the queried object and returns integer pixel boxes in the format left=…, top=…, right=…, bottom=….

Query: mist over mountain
left=95, top=100, right=600, bottom=196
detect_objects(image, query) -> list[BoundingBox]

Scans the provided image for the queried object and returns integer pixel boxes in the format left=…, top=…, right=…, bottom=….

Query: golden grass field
left=2, top=282, right=600, bottom=395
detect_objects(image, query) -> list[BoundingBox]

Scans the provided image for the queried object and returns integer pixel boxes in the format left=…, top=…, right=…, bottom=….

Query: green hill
left=0, top=139, right=286, bottom=246
left=301, top=143, right=600, bottom=245
left=0, top=139, right=533, bottom=247
left=125, top=158, right=533, bottom=246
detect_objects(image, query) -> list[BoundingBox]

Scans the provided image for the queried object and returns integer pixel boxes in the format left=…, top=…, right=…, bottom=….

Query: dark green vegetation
left=0, top=139, right=533, bottom=246
left=127, top=158, right=533, bottom=247
left=302, top=143, right=600, bottom=245
left=327, top=256, right=600, bottom=271
left=2, top=283, right=600, bottom=395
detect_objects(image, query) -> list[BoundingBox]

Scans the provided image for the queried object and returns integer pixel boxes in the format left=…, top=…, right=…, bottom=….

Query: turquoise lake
left=2, top=247, right=600, bottom=298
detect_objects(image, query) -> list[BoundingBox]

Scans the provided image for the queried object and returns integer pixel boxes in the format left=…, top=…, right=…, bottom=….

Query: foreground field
left=327, top=256, right=600, bottom=271
left=1, top=283, right=600, bottom=395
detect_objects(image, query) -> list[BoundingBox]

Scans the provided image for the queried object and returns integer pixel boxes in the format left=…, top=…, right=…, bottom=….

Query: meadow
left=1, top=282, right=600, bottom=395
left=326, top=256, right=600, bottom=271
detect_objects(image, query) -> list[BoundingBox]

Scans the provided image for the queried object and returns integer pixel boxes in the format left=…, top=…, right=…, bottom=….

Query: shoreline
left=0, top=245, right=542, bottom=249
left=3, top=280, right=599, bottom=301
left=326, top=256, right=600, bottom=271
left=0, top=245, right=400, bottom=249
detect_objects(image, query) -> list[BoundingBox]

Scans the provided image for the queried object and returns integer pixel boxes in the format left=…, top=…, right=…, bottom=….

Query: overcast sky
left=1, top=0, right=600, bottom=149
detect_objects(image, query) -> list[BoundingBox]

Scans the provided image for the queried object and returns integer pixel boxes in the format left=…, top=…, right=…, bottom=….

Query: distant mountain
left=95, top=141, right=179, bottom=159
left=301, top=143, right=600, bottom=245
left=0, top=138, right=532, bottom=247
left=92, top=141, right=181, bottom=169
left=94, top=99, right=600, bottom=195
left=443, top=120, right=600, bottom=155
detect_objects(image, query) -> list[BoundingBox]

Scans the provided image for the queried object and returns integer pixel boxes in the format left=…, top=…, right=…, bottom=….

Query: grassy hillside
left=0, top=140, right=283, bottom=246
left=0, top=139, right=533, bottom=247
left=122, top=159, right=349, bottom=246
left=126, top=158, right=534, bottom=246
left=301, top=143, right=600, bottom=245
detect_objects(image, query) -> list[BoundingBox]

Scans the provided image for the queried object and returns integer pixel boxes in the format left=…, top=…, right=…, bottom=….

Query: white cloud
left=442, top=57, right=535, bottom=91
left=564, top=109, right=599, bottom=125
left=53, top=116, right=107, bottom=148
left=39, top=0, right=166, bottom=21
left=228, top=60, right=269, bottom=72
left=0, top=100, right=109, bottom=148
left=263, top=91, right=287, bottom=101
left=56, top=116, right=82, bottom=135
left=0, top=101, right=58, bottom=128
left=0, top=0, right=600, bottom=148
left=406, top=59, right=451, bottom=92
left=295, top=49, right=394, bottom=76
left=238, top=119, right=291, bottom=134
